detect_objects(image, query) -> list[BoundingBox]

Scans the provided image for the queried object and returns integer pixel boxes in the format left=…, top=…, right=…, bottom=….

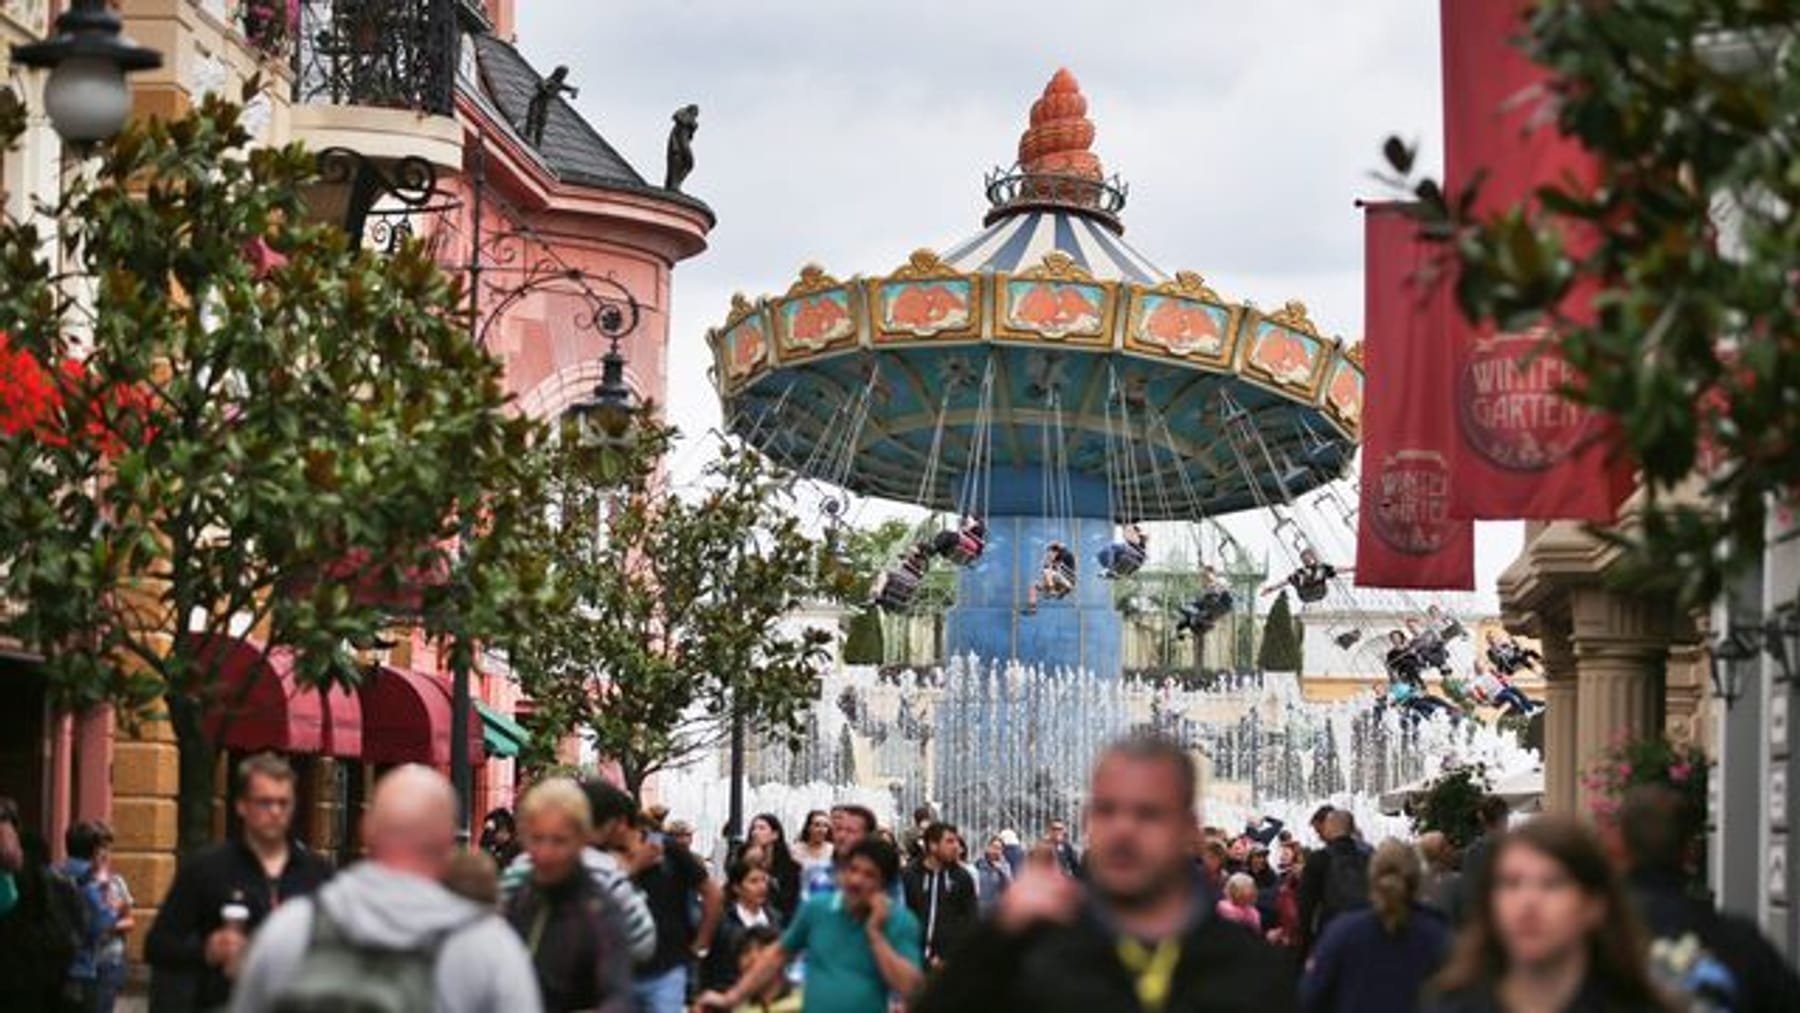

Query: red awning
left=185, top=634, right=363, bottom=758
left=358, top=665, right=480, bottom=766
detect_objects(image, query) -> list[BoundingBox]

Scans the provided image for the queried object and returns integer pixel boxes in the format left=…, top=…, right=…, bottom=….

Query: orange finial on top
left=1018, top=68, right=1102, bottom=181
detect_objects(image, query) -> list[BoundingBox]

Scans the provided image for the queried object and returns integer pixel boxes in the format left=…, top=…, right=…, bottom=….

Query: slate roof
left=464, top=31, right=713, bottom=222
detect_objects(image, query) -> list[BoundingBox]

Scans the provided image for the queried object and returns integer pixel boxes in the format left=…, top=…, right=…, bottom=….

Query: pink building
left=1, top=1, right=710, bottom=946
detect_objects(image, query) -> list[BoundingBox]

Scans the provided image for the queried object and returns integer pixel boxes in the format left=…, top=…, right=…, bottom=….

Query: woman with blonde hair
left=503, top=778, right=634, bottom=1012
left=1300, top=838, right=1451, bottom=1012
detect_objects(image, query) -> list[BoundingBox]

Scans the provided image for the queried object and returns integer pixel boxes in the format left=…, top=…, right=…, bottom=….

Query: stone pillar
left=1663, top=636, right=1712, bottom=757
left=1539, top=627, right=1580, bottom=814
left=111, top=718, right=181, bottom=962
left=1571, top=589, right=1672, bottom=815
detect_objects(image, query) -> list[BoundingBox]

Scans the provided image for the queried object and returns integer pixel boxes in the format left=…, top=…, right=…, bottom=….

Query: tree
left=1257, top=591, right=1304, bottom=672
left=1308, top=721, right=1345, bottom=798
left=0, top=91, right=544, bottom=850
left=508, top=423, right=833, bottom=800
left=1383, top=1, right=1800, bottom=605
left=841, top=607, right=885, bottom=665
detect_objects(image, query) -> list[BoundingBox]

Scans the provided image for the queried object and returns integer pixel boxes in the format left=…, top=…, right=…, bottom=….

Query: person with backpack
left=0, top=804, right=88, bottom=1013
left=500, top=778, right=634, bottom=1013
left=148, top=753, right=333, bottom=1012
left=228, top=764, right=542, bottom=1013
left=56, top=820, right=120, bottom=1013
left=1297, top=809, right=1368, bottom=956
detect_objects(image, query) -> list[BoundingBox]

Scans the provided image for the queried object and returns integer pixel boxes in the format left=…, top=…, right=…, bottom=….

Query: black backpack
left=270, top=903, right=460, bottom=1013
left=1321, top=847, right=1370, bottom=921
left=41, top=866, right=90, bottom=970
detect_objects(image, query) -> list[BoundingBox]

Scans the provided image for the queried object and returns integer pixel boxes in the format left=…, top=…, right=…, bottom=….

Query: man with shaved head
left=229, top=765, right=542, bottom=1012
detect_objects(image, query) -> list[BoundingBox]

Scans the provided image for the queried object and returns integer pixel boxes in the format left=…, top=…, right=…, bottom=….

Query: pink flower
left=1616, top=762, right=1632, bottom=780
left=1669, top=763, right=1692, bottom=783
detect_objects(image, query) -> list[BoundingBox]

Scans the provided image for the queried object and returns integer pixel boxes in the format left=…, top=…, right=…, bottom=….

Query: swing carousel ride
left=707, top=69, right=1367, bottom=678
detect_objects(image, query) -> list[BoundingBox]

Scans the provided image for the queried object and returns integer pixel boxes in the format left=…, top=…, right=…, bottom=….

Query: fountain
left=660, top=658, right=1537, bottom=860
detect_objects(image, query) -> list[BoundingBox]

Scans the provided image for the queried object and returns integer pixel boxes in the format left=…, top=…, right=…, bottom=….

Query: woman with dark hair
left=1301, top=838, right=1450, bottom=1012
left=700, top=860, right=784, bottom=994
left=748, top=813, right=802, bottom=921
left=794, top=810, right=833, bottom=868
left=1429, top=817, right=1669, bottom=1013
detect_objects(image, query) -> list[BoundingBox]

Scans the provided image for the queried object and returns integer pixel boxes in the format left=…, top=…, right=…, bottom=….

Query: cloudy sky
left=514, top=0, right=1521, bottom=605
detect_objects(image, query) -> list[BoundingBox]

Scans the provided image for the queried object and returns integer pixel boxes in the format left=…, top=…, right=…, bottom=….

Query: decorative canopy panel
left=706, top=70, right=1363, bottom=522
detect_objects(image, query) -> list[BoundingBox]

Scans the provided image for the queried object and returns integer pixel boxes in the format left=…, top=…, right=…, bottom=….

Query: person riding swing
left=871, top=543, right=932, bottom=613
left=1262, top=548, right=1347, bottom=605
left=1022, top=541, right=1077, bottom=615
left=1484, top=629, right=1542, bottom=677
left=1097, top=522, right=1148, bottom=580
left=1382, top=629, right=1458, bottom=723
left=1174, top=566, right=1235, bottom=640
left=932, top=514, right=987, bottom=566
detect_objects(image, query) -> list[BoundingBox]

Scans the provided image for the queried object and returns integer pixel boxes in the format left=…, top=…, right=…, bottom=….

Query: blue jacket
left=55, top=858, right=115, bottom=982
left=1300, top=905, right=1450, bottom=1013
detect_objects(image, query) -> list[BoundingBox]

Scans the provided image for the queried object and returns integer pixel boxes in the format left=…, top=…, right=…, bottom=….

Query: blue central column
left=942, top=468, right=1122, bottom=676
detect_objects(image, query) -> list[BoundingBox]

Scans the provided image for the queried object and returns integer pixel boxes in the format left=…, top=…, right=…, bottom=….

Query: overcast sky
left=515, top=0, right=1522, bottom=607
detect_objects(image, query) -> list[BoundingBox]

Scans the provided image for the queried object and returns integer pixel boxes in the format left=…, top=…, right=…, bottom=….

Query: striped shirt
left=501, top=847, right=657, bottom=965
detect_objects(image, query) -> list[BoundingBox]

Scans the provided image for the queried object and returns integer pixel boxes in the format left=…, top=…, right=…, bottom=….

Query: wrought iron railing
left=293, top=0, right=459, bottom=116
left=983, top=165, right=1130, bottom=227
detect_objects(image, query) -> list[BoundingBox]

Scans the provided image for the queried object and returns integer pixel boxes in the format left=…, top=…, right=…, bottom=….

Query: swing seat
left=1098, top=543, right=1146, bottom=580
left=874, top=570, right=921, bottom=612
left=1333, top=629, right=1363, bottom=649
left=942, top=534, right=985, bottom=566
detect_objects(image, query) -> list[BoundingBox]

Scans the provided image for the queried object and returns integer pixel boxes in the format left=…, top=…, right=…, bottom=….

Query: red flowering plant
left=236, top=0, right=299, bottom=58
left=1583, top=734, right=1709, bottom=861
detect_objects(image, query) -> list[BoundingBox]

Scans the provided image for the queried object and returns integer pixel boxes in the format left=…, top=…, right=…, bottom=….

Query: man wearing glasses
left=148, top=753, right=333, bottom=1012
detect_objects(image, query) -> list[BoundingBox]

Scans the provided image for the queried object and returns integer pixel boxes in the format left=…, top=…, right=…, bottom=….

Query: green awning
left=477, top=701, right=529, bottom=759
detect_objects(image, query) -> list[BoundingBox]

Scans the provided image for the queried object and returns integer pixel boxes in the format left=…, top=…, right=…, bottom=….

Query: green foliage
left=507, top=423, right=833, bottom=799
left=1257, top=591, right=1304, bottom=672
left=1409, top=763, right=1493, bottom=851
left=1382, top=1, right=1800, bottom=605
left=841, top=607, right=885, bottom=665
left=0, top=89, right=545, bottom=849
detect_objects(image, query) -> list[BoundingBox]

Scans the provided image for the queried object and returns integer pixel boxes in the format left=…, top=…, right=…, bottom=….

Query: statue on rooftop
left=524, top=65, right=577, bottom=147
left=665, top=104, right=699, bottom=192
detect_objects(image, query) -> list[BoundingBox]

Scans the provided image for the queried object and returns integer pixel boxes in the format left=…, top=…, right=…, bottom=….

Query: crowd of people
left=3, top=736, right=1798, bottom=1012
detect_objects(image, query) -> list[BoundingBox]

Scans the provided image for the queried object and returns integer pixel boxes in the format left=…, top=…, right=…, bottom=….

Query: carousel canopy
left=708, top=69, right=1364, bottom=521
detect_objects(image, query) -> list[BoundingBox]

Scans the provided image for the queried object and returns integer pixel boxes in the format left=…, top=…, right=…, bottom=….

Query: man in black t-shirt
left=631, top=818, right=722, bottom=1012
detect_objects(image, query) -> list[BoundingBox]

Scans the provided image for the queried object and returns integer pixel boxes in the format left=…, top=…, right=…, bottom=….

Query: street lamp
left=1709, top=624, right=1760, bottom=707
left=567, top=335, right=638, bottom=448
left=10, top=0, right=161, bottom=146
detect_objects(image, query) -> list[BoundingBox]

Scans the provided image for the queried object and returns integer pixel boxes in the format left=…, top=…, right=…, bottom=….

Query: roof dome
left=942, top=68, right=1163, bottom=283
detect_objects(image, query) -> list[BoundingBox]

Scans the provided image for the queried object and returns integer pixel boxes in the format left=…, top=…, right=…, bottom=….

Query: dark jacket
left=1297, top=837, right=1367, bottom=953
left=1455, top=832, right=1497, bottom=928
left=0, top=854, right=84, bottom=1013
left=1627, top=868, right=1800, bottom=1013
left=1425, top=980, right=1665, bottom=1013
left=146, top=838, right=332, bottom=1012
left=916, top=889, right=1296, bottom=1012
left=1244, top=818, right=1286, bottom=847
left=698, top=903, right=782, bottom=993
left=502, top=867, right=633, bottom=1013
left=900, top=860, right=979, bottom=963
left=1299, top=906, right=1450, bottom=1013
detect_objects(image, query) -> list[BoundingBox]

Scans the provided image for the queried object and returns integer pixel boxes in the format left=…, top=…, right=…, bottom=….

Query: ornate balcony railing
left=293, top=0, right=459, bottom=116
left=983, top=165, right=1130, bottom=229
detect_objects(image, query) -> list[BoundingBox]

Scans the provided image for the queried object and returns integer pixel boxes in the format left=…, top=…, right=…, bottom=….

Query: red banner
left=1441, top=0, right=1632, bottom=521
left=1356, top=202, right=1474, bottom=591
